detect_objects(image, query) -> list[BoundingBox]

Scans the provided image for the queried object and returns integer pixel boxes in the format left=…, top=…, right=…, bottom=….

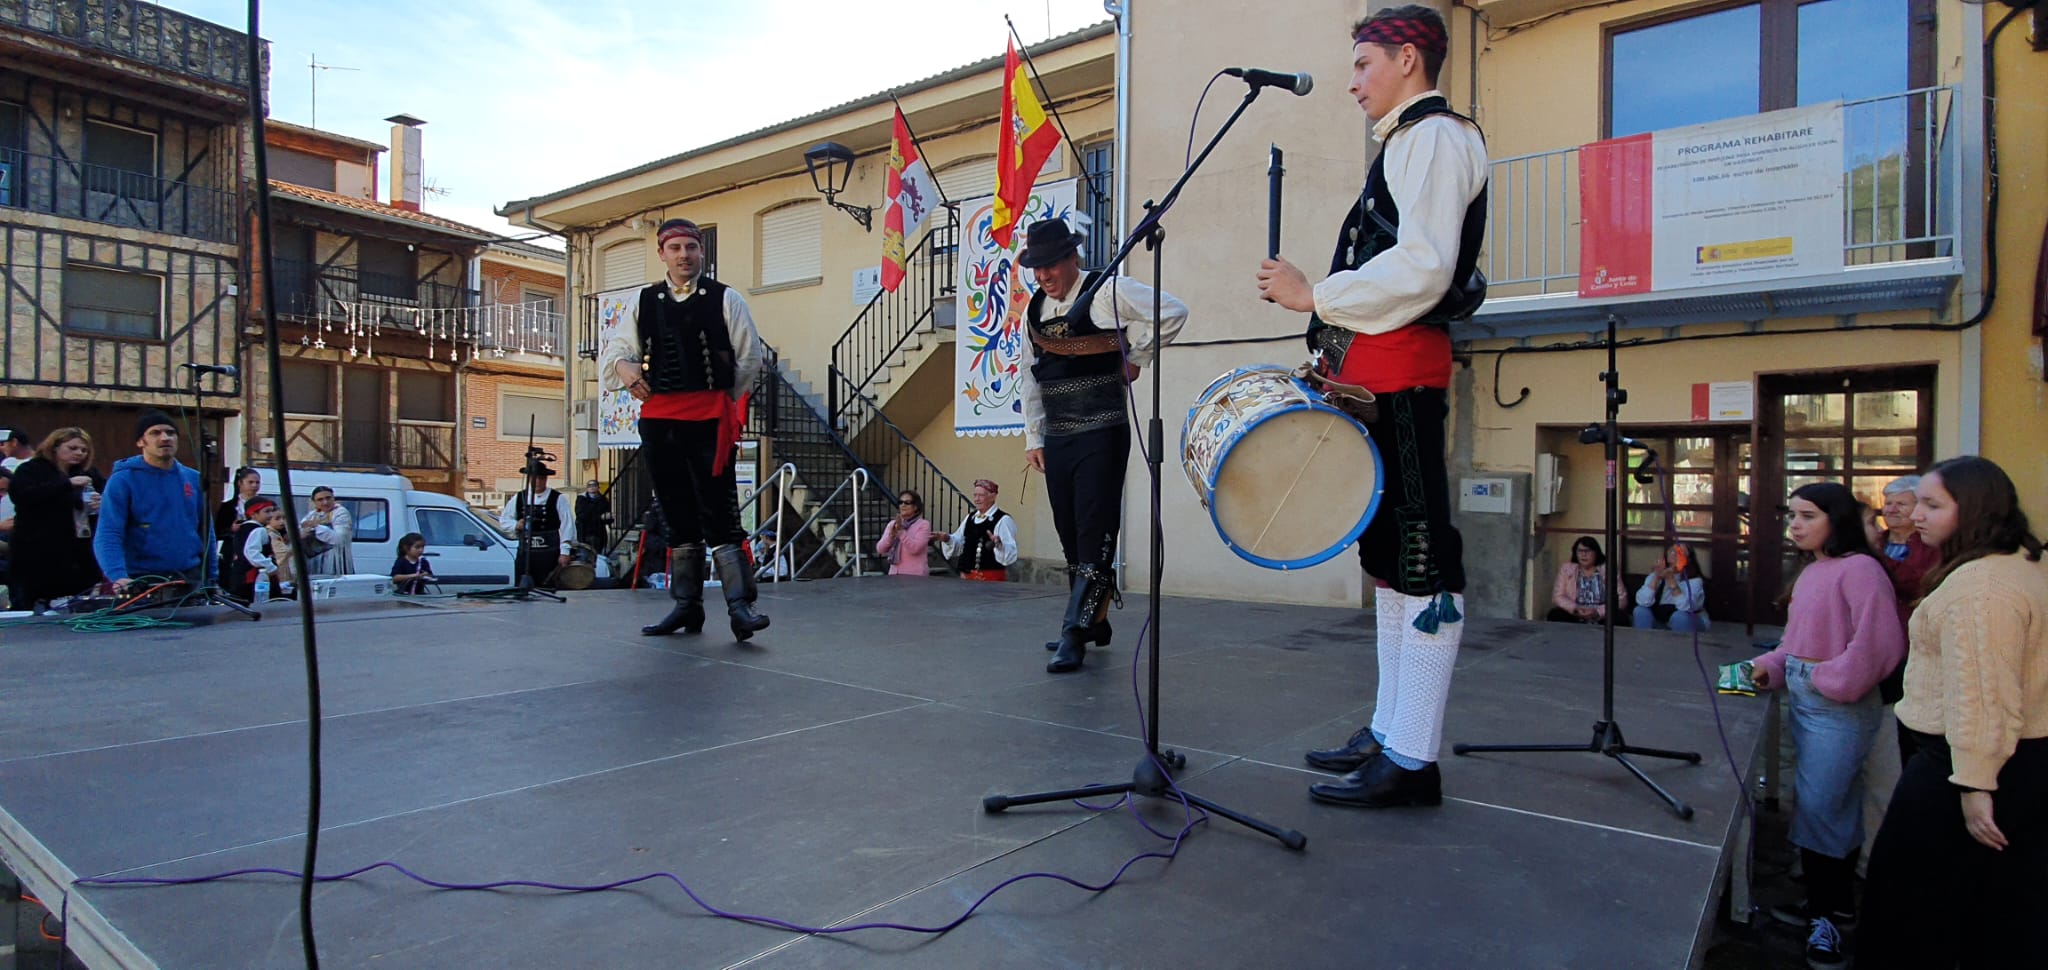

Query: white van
left=249, top=468, right=516, bottom=590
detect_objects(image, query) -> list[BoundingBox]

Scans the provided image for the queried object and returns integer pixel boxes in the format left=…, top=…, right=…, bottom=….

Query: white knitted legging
left=1373, top=590, right=1464, bottom=764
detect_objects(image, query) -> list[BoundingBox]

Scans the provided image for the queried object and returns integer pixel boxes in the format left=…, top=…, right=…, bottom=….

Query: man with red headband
left=1257, top=4, right=1488, bottom=810
left=603, top=217, right=770, bottom=642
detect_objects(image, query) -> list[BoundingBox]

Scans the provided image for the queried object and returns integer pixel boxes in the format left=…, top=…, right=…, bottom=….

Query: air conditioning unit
left=571, top=398, right=598, bottom=432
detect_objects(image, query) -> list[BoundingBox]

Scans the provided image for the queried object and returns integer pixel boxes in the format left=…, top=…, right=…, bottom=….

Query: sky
left=164, top=0, right=1114, bottom=248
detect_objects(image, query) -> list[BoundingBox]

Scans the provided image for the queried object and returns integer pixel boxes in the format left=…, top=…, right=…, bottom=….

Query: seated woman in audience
left=1632, top=542, right=1710, bottom=632
left=1859, top=456, right=2048, bottom=969
left=1547, top=536, right=1624, bottom=623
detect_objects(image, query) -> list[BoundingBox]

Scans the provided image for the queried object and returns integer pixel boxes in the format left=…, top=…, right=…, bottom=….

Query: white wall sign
left=1459, top=478, right=1513, bottom=515
left=852, top=266, right=882, bottom=307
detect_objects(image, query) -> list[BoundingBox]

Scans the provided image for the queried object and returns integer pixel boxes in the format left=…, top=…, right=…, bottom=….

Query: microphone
left=1224, top=67, right=1313, bottom=96
left=181, top=363, right=239, bottom=377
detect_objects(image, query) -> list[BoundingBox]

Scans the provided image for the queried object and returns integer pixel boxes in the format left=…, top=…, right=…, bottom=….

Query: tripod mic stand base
left=1453, top=719, right=1702, bottom=819
left=984, top=748, right=1308, bottom=852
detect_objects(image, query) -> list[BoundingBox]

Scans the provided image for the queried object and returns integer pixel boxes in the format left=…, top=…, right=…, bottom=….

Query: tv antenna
left=308, top=53, right=359, bottom=128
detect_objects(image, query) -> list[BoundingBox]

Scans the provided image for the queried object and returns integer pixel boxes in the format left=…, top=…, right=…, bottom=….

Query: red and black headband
left=1354, top=16, right=1447, bottom=59
left=657, top=218, right=703, bottom=247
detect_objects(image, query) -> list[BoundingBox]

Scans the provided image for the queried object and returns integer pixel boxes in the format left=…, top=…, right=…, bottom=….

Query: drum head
left=555, top=563, right=595, bottom=591
left=1211, top=407, right=1382, bottom=568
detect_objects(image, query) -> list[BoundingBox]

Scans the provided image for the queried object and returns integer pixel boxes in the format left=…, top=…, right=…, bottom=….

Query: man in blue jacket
left=93, top=411, right=205, bottom=594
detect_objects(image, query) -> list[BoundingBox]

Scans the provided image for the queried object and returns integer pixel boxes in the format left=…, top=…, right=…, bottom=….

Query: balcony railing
left=0, top=0, right=254, bottom=89
left=271, top=257, right=482, bottom=337
left=1474, top=86, right=1961, bottom=330
left=0, top=148, right=237, bottom=243
left=283, top=415, right=455, bottom=470
left=472, top=301, right=566, bottom=358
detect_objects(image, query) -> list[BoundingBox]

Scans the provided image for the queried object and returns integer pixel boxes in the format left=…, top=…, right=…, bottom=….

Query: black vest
left=516, top=489, right=563, bottom=550
left=1027, top=272, right=1127, bottom=438
left=953, top=509, right=1009, bottom=574
left=637, top=277, right=737, bottom=393
left=1307, top=96, right=1488, bottom=352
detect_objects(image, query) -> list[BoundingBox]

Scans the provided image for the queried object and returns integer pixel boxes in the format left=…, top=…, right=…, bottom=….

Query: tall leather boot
left=711, top=543, right=771, bottom=641
left=640, top=543, right=705, bottom=636
left=1048, top=565, right=1112, bottom=673
left=1045, top=565, right=1114, bottom=651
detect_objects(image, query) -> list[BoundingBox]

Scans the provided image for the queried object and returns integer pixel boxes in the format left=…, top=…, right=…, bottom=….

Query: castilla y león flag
left=882, top=107, right=938, bottom=293
left=991, top=38, right=1060, bottom=248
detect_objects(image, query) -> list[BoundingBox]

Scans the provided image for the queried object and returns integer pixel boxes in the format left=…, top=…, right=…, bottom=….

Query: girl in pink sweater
left=1750, top=482, right=1905, bottom=963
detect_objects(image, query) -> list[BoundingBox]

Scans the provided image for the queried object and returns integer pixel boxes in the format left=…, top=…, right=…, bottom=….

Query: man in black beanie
left=93, top=411, right=206, bottom=593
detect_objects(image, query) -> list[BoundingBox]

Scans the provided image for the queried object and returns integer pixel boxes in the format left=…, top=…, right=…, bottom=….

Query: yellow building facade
left=504, top=2, right=2043, bottom=622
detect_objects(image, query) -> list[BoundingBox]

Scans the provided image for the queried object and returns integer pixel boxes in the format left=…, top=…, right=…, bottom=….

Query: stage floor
left=1, top=578, right=1769, bottom=969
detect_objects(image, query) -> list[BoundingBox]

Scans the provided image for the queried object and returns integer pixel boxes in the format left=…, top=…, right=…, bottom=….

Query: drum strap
left=1030, top=331, right=1125, bottom=356
left=1296, top=362, right=1379, bottom=424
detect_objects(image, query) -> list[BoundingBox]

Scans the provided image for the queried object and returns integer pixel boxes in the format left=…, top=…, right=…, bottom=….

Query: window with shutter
left=935, top=156, right=999, bottom=205
left=600, top=240, right=645, bottom=292
left=756, top=201, right=822, bottom=288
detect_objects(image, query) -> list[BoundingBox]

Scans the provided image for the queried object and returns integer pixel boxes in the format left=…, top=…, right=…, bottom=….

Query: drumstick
left=1267, top=144, right=1284, bottom=259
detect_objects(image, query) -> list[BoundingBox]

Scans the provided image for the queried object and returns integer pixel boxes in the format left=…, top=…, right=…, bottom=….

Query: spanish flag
left=992, top=39, right=1060, bottom=248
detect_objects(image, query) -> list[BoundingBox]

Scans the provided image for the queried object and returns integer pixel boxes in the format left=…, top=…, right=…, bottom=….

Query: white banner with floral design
left=953, top=179, right=1078, bottom=437
left=594, top=285, right=643, bottom=448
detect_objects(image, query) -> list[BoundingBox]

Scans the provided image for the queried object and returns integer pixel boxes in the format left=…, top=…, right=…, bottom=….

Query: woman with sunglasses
left=875, top=490, right=934, bottom=577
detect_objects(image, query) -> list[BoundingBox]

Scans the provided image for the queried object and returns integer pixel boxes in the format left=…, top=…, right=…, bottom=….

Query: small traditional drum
left=1181, top=366, right=1383, bottom=569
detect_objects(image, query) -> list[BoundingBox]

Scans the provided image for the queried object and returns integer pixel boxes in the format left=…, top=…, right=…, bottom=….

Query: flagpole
left=1003, top=15, right=1110, bottom=213
left=885, top=93, right=955, bottom=212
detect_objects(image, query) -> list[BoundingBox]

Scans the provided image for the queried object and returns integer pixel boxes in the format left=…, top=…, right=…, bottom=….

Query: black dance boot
left=1045, top=565, right=1079, bottom=652
left=1307, top=753, right=1442, bottom=808
left=1304, top=725, right=1384, bottom=773
left=711, top=543, right=771, bottom=641
left=1048, top=565, right=1112, bottom=673
left=1045, top=565, right=1115, bottom=651
left=640, top=543, right=705, bottom=636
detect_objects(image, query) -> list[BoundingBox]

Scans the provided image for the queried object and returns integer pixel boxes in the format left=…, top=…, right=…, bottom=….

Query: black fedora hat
left=520, top=459, right=556, bottom=477
left=1016, top=219, right=1083, bottom=269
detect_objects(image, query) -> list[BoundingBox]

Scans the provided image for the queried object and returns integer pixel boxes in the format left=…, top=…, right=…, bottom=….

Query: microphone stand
left=1450, top=313, right=1701, bottom=819
left=460, top=416, right=565, bottom=603
left=983, top=84, right=1308, bottom=851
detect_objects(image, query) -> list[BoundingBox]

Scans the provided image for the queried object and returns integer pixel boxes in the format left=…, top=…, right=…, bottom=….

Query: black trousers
left=1858, top=731, right=2048, bottom=968
left=1356, top=387, right=1465, bottom=596
left=638, top=418, right=744, bottom=548
left=1044, top=423, right=1128, bottom=568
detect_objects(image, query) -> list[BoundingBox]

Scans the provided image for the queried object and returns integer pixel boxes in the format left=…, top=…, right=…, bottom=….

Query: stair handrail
left=828, top=208, right=958, bottom=425
left=786, top=470, right=870, bottom=578
left=740, top=462, right=799, bottom=584
left=830, top=373, right=973, bottom=558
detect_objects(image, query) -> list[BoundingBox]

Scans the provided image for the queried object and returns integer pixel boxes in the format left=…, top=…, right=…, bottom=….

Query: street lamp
left=803, top=141, right=872, bottom=232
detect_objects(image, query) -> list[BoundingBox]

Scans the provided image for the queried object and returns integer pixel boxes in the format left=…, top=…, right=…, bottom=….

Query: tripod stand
left=982, top=84, right=1307, bottom=851
left=152, top=364, right=259, bottom=620
left=460, top=419, right=566, bottom=604
left=1450, top=313, right=1701, bottom=819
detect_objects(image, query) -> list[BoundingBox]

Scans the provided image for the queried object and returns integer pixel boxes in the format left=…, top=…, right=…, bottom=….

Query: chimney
left=385, top=113, right=426, bottom=212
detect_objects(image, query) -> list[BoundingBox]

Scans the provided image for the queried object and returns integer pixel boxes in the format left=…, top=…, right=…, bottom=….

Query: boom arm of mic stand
left=1063, top=87, right=1263, bottom=314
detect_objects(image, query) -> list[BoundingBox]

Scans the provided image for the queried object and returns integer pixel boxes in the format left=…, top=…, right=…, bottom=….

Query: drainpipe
left=1956, top=0, right=1985, bottom=455
left=1105, top=0, right=1131, bottom=590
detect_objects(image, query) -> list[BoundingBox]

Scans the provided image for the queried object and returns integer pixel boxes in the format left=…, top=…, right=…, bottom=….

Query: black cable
left=244, top=3, right=323, bottom=967
left=1492, top=349, right=1529, bottom=408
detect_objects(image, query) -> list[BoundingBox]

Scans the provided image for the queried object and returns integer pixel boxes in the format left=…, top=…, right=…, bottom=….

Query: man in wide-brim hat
left=499, top=457, right=573, bottom=587
left=1012, top=217, right=1187, bottom=674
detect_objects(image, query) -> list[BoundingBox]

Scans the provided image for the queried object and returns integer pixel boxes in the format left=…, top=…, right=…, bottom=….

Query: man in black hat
left=1015, top=217, right=1187, bottom=673
left=599, top=217, right=770, bottom=640
left=498, top=458, right=573, bottom=587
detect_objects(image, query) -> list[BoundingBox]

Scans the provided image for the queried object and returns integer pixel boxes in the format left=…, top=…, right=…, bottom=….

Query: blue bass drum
left=1181, top=366, right=1383, bottom=569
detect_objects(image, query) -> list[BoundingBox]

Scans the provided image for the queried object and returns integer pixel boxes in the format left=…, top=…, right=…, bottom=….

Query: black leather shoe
left=1045, top=621, right=1112, bottom=651
left=1047, top=635, right=1086, bottom=673
left=1308, top=754, right=1442, bottom=808
left=640, top=602, right=704, bottom=636
left=1304, top=726, right=1383, bottom=773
